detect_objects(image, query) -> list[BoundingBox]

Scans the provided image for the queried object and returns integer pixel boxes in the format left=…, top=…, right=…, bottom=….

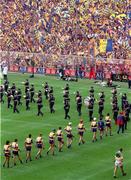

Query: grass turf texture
left=1, top=73, right=131, bottom=180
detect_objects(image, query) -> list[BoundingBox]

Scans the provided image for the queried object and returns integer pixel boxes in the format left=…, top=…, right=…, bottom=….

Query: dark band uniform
left=11, top=84, right=16, bottom=96
left=76, top=96, right=82, bottom=116
left=13, top=94, right=19, bottom=113
left=7, top=90, right=12, bottom=108
left=30, top=86, right=35, bottom=103
left=37, top=97, right=43, bottom=116
left=4, top=80, right=9, bottom=92
left=49, top=95, right=55, bottom=113
left=25, top=81, right=29, bottom=93
left=44, top=84, right=49, bottom=99
left=0, top=86, right=4, bottom=103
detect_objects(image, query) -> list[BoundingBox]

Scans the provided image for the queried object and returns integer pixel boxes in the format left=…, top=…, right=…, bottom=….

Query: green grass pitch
left=1, top=73, right=131, bottom=180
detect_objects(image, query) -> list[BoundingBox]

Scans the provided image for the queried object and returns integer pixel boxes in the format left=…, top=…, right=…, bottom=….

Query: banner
left=27, top=67, right=37, bottom=73
left=46, top=68, right=51, bottom=74
left=9, top=65, right=19, bottom=72
left=69, top=70, right=75, bottom=76
left=50, top=68, right=56, bottom=75
left=85, top=72, right=90, bottom=78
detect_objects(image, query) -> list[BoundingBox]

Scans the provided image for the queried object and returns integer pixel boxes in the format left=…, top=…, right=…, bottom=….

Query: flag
left=99, top=39, right=107, bottom=53
left=106, top=39, right=113, bottom=52
left=99, top=39, right=113, bottom=53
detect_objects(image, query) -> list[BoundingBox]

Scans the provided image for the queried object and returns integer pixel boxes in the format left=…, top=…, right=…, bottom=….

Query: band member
left=112, top=103, right=119, bottom=123
left=100, top=91, right=105, bottom=102
left=23, top=79, right=29, bottom=93
left=49, top=86, right=53, bottom=96
left=24, top=89, right=30, bottom=110
left=105, top=113, right=112, bottom=136
left=121, top=94, right=127, bottom=110
left=47, top=129, right=56, bottom=155
left=3, top=140, right=11, bottom=168
left=7, top=89, right=13, bottom=108
left=64, top=122, right=73, bottom=148
left=98, top=117, right=105, bottom=139
left=25, top=134, right=33, bottom=163
left=30, top=84, right=35, bottom=103
left=91, top=118, right=97, bottom=142
left=37, top=90, right=42, bottom=98
left=89, top=86, right=94, bottom=97
left=11, top=83, right=16, bottom=96
left=113, top=152, right=126, bottom=178
left=64, top=83, right=69, bottom=94
left=0, top=85, right=4, bottom=103
left=49, top=94, right=55, bottom=113
left=37, top=96, right=43, bottom=116
left=76, top=95, right=82, bottom=116
left=4, top=79, right=9, bottom=92
left=35, top=134, right=44, bottom=159
left=75, top=91, right=80, bottom=99
left=88, top=100, right=94, bottom=121
left=112, top=87, right=117, bottom=97
left=12, top=139, right=23, bottom=165
left=17, top=88, right=22, bottom=105
left=44, top=82, right=49, bottom=99
left=63, top=92, right=70, bottom=104
left=98, top=99, right=104, bottom=117
left=56, top=127, right=64, bottom=152
left=64, top=101, right=70, bottom=119
left=112, top=96, right=118, bottom=105
left=124, top=102, right=130, bottom=129
left=13, top=92, right=19, bottom=113
left=78, top=119, right=86, bottom=145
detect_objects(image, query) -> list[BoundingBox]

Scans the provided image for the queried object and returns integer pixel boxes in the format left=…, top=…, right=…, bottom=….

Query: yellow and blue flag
left=99, top=39, right=113, bottom=53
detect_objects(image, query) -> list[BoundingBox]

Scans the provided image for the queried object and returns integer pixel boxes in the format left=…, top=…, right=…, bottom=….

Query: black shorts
left=92, top=128, right=97, bottom=132
left=5, top=153, right=10, bottom=157
left=67, top=134, right=73, bottom=138
left=58, top=137, right=62, bottom=142
left=37, top=144, right=42, bottom=149
left=78, top=132, right=84, bottom=136
left=106, top=124, right=111, bottom=128
left=26, top=146, right=32, bottom=151
left=49, top=140, right=54, bottom=145
left=12, top=151, right=19, bottom=156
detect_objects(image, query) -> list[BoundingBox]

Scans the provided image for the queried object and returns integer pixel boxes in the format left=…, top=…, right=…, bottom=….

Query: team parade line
left=1, top=77, right=130, bottom=179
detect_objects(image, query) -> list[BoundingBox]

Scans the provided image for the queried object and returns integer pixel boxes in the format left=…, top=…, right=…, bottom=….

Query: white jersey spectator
left=3, top=65, right=8, bottom=80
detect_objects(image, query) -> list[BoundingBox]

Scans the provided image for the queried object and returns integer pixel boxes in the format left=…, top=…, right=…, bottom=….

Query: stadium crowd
left=1, top=0, right=131, bottom=60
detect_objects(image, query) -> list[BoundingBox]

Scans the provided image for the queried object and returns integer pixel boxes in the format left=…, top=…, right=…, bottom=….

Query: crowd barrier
left=9, top=65, right=113, bottom=80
